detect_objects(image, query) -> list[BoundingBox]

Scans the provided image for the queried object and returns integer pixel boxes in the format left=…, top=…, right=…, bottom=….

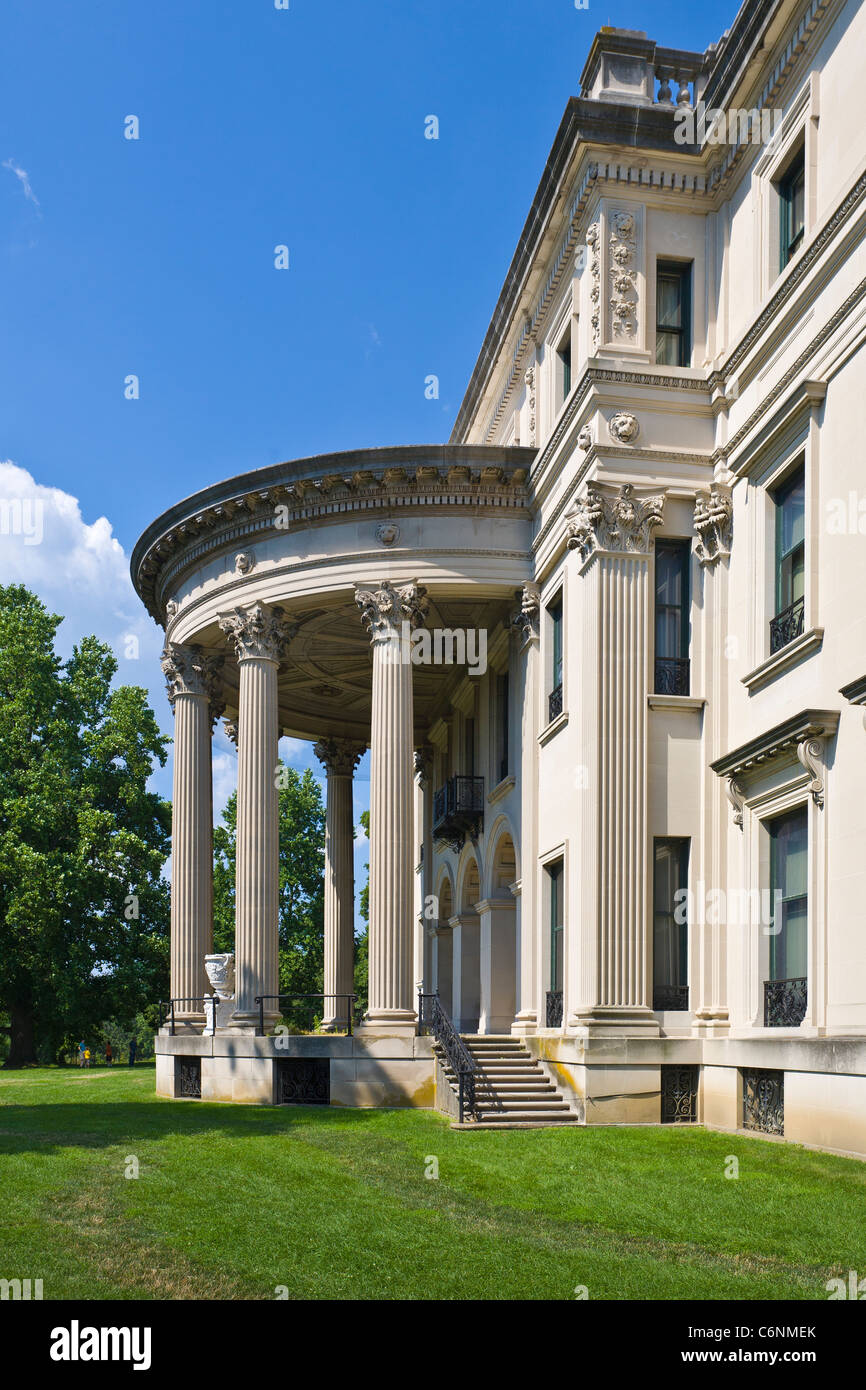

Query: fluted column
left=355, top=580, right=428, bottom=1031
left=511, top=585, right=540, bottom=1035
left=218, top=603, right=294, bottom=1028
left=162, top=643, right=224, bottom=1024
left=565, top=484, right=665, bottom=1034
left=693, top=487, right=733, bottom=1036
left=314, top=738, right=364, bottom=1030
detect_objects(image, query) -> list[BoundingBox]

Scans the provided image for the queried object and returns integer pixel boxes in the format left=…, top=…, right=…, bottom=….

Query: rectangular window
left=548, top=860, right=563, bottom=994
left=768, top=807, right=808, bottom=983
left=654, top=540, right=690, bottom=695
left=496, top=672, right=509, bottom=783
left=464, top=717, right=475, bottom=776
left=770, top=463, right=805, bottom=653
left=548, top=593, right=563, bottom=723
left=653, top=839, right=689, bottom=1011
left=556, top=331, right=572, bottom=407
left=778, top=144, right=805, bottom=270
left=655, top=262, right=691, bottom=367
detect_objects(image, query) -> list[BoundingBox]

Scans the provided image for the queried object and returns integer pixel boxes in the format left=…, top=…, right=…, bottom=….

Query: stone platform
left=156, top=1030, right=435, bottom=1107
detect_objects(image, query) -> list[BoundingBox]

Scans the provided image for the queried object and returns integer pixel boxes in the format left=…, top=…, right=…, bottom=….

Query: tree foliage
left=213, top=765, right=326, bottom=1027
left=0, top=585, right=171, bottom=1065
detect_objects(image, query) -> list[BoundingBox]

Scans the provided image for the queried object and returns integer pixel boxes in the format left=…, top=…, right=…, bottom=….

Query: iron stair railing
left=418, top=991, right=477, bottom=1123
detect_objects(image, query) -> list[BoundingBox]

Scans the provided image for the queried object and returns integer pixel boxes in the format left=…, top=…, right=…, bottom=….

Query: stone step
left=432, top=1033, right=580, bottom=1129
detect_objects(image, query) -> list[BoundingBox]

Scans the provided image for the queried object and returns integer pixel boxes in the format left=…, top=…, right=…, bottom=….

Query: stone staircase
left=437, top=1035, right=580, bottom=1128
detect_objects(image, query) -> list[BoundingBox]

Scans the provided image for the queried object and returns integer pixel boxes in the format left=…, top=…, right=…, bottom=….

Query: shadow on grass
left=0, top=1097, right=398, bottom=1155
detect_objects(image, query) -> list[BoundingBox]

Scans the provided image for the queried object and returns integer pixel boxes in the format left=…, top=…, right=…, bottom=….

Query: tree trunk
left=4, top=999, right=36, bottom=1068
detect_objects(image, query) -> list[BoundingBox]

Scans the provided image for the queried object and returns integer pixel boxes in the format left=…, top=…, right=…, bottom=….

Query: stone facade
left=136, top=3, right=866, bottom=1153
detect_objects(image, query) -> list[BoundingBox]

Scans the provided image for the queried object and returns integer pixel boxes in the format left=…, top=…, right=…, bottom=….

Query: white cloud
left=2, top=159, right=40, bottom=209
left=0, top=459, right=168, bottom=795
left=0, top=459, right=159, bottom=669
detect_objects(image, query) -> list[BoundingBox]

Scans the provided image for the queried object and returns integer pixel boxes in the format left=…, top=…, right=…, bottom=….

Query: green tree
left=0, top=585, right=171, bottom=1066
left=213, top=764, right=326, bottom=1027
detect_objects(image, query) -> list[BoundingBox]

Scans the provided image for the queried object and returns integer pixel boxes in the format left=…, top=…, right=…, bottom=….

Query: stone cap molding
left=711, top=707, right=840, bottom=823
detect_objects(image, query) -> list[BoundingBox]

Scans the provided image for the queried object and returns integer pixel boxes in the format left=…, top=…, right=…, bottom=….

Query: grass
left=0, top=1066, right=864, bottom=1300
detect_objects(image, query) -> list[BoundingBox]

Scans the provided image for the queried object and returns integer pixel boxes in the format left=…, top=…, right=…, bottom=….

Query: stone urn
left=203, top=953, right=235, bottom=1033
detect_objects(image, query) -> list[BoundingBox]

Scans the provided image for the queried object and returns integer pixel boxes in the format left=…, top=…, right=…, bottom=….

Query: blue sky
left=0, top=0, right=734, bottom=915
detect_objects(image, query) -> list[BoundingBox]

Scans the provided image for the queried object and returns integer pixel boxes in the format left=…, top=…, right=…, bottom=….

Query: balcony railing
left=653, top=984, right=689, bottom=1012
left=418, top=991, right=477, bottom=1123
left=769, top=596, right=805, bottom=654
left=764, top=977, right=807, bottom=1028
left=432, top=775, right=484, bottom=848
left=545, top=990, right=563, bottom=1027
left=654, top=657, right=690, bottom=696
left=548, top=683, right=563, bottom=723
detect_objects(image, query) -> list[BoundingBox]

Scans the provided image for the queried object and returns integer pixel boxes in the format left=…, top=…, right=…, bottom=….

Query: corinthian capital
left=218, top=602, right=296, bottom=663
left=161, top=642, right=224, bottom=713
left=354, top=580, right=428, bottom=645
left=565, top=483, right=664, bottom=560
left=314, top=738, right=365, bottom=777
left=694, top=486, right=733, bottom=566
left=510, top=583, right=540, bottom=644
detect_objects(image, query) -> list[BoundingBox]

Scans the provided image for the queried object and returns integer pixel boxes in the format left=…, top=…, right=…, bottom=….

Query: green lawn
left=0, top=1067, right=863, bottom=1300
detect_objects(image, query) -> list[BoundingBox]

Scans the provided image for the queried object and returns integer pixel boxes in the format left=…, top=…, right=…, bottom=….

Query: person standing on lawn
left=84, top=1047, right=91, bottom=1068
left=105, top=1042, right=112, bottom=1065
left=78, top=1040, right=86, bottom=1068
left=128, top=1037, right=137, bottom=1067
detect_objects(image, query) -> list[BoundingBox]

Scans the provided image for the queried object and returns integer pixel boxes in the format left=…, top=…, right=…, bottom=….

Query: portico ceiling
left=198, top=590, right=515, bottom=745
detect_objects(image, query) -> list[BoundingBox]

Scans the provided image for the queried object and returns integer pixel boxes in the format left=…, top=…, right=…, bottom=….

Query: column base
left=692, top=1008, right=731, bottom=1039
left=227, top=1011, right=279, bottom=1033
left=511, top=1010, right=538, bottom=1038
left=358, top=1010, right=418, bottom=1039
left=567, top=1006, right=661, bottom=1038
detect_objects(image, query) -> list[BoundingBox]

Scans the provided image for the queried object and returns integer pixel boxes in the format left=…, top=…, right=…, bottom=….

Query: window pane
left=777, top=472, right=805, bottom=554
left=655, top=330, right=680, bottom=367
left=769, top=808, right=808, bottom=981
left=655, top=607, right=682, bottom=660
left=550, top=600, right=562, bottom=689
left=549, top=864, right=564, bottom=991
left=655, top=544, right=689, bottom=660
left=653, top=840, right=688, bottom=988
left=791, top=170, right=805, bottom=239
left=656, top=276, right=682, bottom=328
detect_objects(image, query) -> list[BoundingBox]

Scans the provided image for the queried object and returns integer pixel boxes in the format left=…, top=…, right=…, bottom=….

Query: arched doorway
left=479, top=826, right=518, bottom=1033
left=452, top=854, right=481, bottom=1032
left=433, top=875, right=454, bottom=1010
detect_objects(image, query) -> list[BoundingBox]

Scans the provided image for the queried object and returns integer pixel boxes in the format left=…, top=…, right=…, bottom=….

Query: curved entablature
left=132, top=443, right=537, bottom=626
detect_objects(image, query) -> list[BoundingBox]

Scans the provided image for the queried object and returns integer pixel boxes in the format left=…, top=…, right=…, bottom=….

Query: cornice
left=840, top=675, right=866, bottom=706
left=132, top=445, right=536, bottom=625
left=711, top=708, right=840, bottom=778
left=710, top=168, right=866, bottom=393
left=718, top=280, right=866, bottom=466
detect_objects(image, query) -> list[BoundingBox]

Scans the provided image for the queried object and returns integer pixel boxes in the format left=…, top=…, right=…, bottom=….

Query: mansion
left=134, top=0, right=866, bottom=1155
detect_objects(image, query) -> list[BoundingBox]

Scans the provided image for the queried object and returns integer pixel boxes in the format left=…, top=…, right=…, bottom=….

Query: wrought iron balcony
left=548, top=683, right=563, bottom=723
left=769, top=596, right=805, bottom=654
left=653, top=984, right=689, bottom=1012
left=764, top=976, right=807, bottom=1027
left=654, top=656, right=690, bottom=696
left=432, top=775, right=484, bottom=847
left=545, top=990, right=563, bottom=1027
